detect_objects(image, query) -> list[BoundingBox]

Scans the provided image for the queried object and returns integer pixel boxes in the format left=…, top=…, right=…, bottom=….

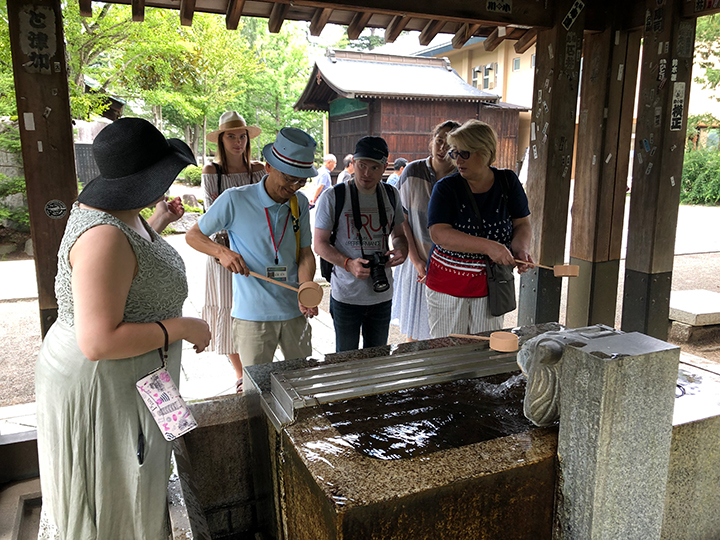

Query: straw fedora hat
left=78, top=118, right=195, bottom=211
left=207, top=111, right=261, bottom=143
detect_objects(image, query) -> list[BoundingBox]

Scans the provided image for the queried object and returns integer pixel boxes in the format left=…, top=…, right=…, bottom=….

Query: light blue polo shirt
left=198, top=177, right=312, bottom=322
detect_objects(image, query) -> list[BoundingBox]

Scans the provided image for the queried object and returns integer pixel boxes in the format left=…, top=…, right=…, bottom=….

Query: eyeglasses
left=448, top=149, right=471, bottom=160
left=280, top=172, right=306, bottom=188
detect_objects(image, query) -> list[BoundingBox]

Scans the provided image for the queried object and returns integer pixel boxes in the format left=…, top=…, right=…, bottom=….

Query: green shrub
left=681, top=148, right=720, bottom=205
left=183, top=203, right=203, bottom=214
left=183, top=166, right=202, bottom=186
left=139, top=207, right=176, bottom=236
left=0, top=174, right=29, bottom=231
left=0, top=125, right=22, bottom=154
left=0, top=174, right=25, bottom=198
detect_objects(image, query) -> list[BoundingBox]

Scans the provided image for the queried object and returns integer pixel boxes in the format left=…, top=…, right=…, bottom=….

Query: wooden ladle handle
left=514, top=259, right=554, bottom=271
left=248, top=270, right=299, bottom=292
left=449, top=333, right=490, bottom=340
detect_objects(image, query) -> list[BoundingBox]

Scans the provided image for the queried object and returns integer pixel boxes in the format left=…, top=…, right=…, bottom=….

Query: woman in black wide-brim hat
left=35, top=117, right=211, bottom=540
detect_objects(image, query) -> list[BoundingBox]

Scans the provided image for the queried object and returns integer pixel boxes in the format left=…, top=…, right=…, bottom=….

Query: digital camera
left=362, top=252, right=390, bottom=293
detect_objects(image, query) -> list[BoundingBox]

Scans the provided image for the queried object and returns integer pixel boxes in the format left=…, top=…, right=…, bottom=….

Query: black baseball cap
left=353, top=136, right=389, bottom=164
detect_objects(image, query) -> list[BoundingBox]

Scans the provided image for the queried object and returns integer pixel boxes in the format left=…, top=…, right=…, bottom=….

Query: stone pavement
left=1, top=182, right=720, bottom=436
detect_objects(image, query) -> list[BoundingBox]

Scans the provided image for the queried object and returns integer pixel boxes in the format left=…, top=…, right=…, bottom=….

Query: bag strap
left=349, top=180, right=390, bottom=257
left=290, top=195, right=300, bottom=262
left=213, top=162, right=223, bottom=198
left=460, top=169, right=511, bottom=238
left=328, top=183, right=346, bottom=247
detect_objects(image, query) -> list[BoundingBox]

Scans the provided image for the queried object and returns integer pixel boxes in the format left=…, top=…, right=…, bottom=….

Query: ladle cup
left=248, top=271, right=324, bottom=308
left=449, top=331, right=519, bottom=352
left=514, top=259, right=580, bottom=278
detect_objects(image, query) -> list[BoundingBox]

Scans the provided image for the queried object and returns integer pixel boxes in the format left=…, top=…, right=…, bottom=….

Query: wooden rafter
left=179, top=0, right=195, bottom=26
left=226, top=0, right=246, bottom=30
left=419, top=19, right=444, bottom=46
left=347, top=11, right=372, bottom=40
left=268, top=2, right=290, bottom=33
left=452, top=23, right=481, bottom=49
left=483, top=26, right=507, bottom=52
left=310, top=8, right=334, bottom=36
left=514, top=28, right=537, bottom=54
left=131, top=0, right=145, bottom=21
left=79, top=0, right=92, bottom=17
left=384, top=15, right=410, bottom=43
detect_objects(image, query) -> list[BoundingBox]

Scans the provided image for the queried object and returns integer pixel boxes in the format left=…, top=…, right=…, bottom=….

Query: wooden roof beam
left=79, top=0, right=92, bottom=17
left=225, top=0, right=245, bottom=30
left=452, top=23, right=481, bottom=49
left=131, top=0, right=145, bottom=22
left=514, top=28, right=537, bottom=54
left=384, top=15, right=410, bottom=43
left=268, top=2, right=290, bottom=33
left=347, top=11, right=372, bottom=40
left=179, top=0, right=195, bottom=26
left=310, top=8, right=334, bottom=36
left=419, top=19, right=445, bottom=46
left=483, top=26, right=507, bottom=52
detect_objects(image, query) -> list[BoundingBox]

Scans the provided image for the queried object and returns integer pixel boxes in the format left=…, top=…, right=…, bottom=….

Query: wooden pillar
left=621, top=0, right=695, bottom=339
left=517, top=0, right=585, bottom=325
left=566, top=24, right=641, bottom=328
left=8, top=0, right=78, bottom=336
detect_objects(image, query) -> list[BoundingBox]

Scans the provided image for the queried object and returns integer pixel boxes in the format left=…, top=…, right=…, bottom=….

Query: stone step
left=0, top=478, right=41, bottom=540
left=670, top=290, right=720, bottom=326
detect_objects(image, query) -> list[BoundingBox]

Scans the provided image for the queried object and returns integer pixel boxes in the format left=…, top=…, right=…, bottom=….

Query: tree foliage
left=694, top=14, right=720, bottom=101
left=0, top=3, right=324, bottom=161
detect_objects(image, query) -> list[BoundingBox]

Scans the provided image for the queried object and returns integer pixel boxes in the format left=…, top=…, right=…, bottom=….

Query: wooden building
left=294, top=49, right=528, bottom=171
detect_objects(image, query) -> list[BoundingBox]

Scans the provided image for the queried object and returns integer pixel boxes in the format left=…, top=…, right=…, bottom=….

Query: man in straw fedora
left=187, top=127, right=318, bottom=367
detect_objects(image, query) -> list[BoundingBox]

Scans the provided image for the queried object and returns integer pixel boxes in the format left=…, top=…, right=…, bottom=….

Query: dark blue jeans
left=330, top=298, right=392, bottom=352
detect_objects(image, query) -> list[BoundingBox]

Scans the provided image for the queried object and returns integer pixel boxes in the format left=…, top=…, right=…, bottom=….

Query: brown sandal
left=236, top=377, right=243, bottom=394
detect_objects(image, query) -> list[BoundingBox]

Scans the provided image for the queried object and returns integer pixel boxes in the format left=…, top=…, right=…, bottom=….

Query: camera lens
left=371, top=265, right=389, bottom=292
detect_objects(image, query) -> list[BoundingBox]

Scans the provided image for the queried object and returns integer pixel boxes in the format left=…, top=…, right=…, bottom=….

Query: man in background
left=337, top=153, right=354, bottom=183
left=387, top=158, right=407, bottom=187
left=310, top=153, right=336, bottom=206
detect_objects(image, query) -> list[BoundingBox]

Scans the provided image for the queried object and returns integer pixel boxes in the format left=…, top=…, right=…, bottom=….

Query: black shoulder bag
left=461, top=171, right=516, bottom=317
left=212, top=163, right=230, bottom=251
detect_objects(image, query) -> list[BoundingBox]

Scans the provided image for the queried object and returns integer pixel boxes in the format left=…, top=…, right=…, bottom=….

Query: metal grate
left=265, top=343, right=519, bottom=428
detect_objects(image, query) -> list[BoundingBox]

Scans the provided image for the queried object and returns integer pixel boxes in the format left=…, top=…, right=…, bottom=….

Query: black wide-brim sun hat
left=78, top=117, right=196, bottom=211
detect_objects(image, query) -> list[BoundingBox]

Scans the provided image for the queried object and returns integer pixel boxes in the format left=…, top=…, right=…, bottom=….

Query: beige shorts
left=232, top=316, right=312, bottom=366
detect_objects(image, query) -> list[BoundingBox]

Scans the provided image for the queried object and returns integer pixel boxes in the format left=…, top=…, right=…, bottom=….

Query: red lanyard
left=265, top=208, right=291, bottom=265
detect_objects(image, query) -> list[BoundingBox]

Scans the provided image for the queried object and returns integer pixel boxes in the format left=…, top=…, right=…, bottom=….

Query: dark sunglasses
left=448, top=149, right=471, bottom=160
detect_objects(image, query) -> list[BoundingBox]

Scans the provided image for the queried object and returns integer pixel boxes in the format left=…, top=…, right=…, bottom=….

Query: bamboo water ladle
left=449, top=331, right=519, bottom=352
left=248, top=271, right=324, bottom=308
left=514, top=259, right=580, bottom=278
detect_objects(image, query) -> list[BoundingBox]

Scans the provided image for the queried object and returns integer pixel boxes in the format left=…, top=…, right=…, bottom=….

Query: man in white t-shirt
left=314, top=137, right=408, bottom=352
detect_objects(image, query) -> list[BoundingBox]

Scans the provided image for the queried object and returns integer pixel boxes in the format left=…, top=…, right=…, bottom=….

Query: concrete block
left=183, top=394, right=256, bottom=537
left=670, top=290, right=720, bottom=326
left=669, top=320, right=720, bottom=344
left=557, top=332, right=680, bottom=540
left=24, top=239, right=32, bottom=257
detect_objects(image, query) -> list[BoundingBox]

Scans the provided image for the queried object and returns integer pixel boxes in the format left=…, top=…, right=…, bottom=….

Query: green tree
left=232, top=19, right=323, bottom=159
left=694, top=14, right=720, bottom=101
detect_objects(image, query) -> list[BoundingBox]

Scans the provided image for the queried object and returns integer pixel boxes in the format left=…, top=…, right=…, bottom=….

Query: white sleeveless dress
left=200, top=168, right=263, bottom=355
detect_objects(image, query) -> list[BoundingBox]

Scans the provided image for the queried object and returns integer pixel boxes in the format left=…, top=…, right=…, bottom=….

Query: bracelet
left=344, top=257, right=351, bottom=271
left=155, top=321, right=169, bottom=365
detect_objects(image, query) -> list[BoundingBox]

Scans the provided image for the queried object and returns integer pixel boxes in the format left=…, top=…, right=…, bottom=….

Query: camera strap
left=349, top=180, right=389, bottom=259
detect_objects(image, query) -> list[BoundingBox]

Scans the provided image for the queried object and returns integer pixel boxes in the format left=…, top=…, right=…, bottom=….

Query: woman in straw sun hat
left=35, top=117, right=211, bottom=539
left=202, top=111, right=263, bottom=393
